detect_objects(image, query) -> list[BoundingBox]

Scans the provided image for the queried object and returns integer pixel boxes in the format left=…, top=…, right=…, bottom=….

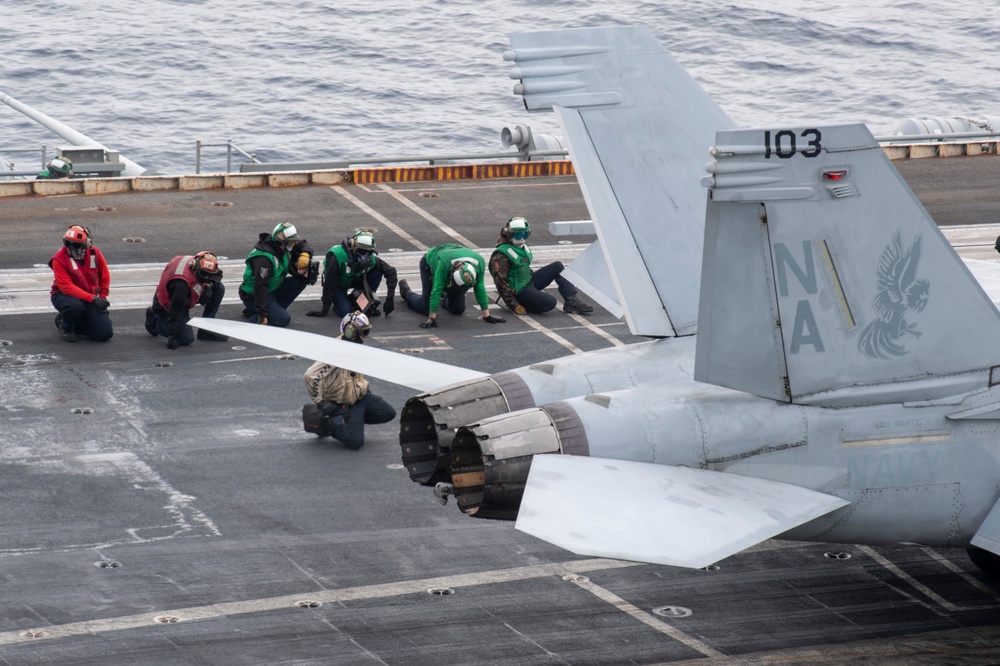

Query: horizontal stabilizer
left=516, top=455, right=849, bottom=568
left=971, top=497, right=1000, bottom=556
left=188, top=317, right=486, bottom=392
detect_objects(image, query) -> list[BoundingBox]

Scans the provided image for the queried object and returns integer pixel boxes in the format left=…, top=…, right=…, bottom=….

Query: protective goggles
left=511, top=230, right=530, bottom=241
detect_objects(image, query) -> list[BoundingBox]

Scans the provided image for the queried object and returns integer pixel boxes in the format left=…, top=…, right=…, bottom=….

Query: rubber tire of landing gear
left=966, top=547, right=1000, bottom=577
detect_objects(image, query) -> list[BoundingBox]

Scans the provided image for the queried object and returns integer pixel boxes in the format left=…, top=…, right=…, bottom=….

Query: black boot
left=56, top=313, right=77, bottom=342
left=563, top=294, right=594, bottom=314
left=398, top=279, right=411, bottom=300
left=144, top=307, right=158, bottom=336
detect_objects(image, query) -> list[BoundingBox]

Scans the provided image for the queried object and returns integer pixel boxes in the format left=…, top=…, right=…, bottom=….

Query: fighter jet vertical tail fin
left=695, top=123, right=1000, bottom=404
left=506, top=27, right=736, bottom=337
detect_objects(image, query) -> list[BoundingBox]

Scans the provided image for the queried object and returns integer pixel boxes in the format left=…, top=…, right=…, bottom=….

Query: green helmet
left=346, top=229, right=377, bottom=269
left=47, top=156, right=73, bottom=177
left=271, top=222, right=299, bottom=249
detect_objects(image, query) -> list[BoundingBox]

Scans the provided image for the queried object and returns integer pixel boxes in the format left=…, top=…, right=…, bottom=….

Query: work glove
left=512, top=304, right=527, bottom=316
left=166, top=336, right=180, bottom=350
left=296, top=252, right=312, bottom=272
left=418, top=318, right=437, bottom=329
left=383, top=296, right=394, bottom=316
left=92, top=297, right=110, bottom=313
left=257, top=316, right=269, bottom=326
left=482, top=314, right=506, bottom=324
left=199, top=283, right=214, bottom=306
left=317, top=400, right=348, bottom=417
left=306, top=306, right=329, bottom=317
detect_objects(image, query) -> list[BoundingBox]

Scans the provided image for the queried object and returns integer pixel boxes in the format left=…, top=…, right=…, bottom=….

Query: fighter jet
left=192, top=27, right=1000, bottom=577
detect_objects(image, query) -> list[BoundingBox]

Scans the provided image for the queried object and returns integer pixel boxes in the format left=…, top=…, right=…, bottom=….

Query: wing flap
left=189, top=317, right=486, bottom=392
left=515, top=455, right=850, bottom=569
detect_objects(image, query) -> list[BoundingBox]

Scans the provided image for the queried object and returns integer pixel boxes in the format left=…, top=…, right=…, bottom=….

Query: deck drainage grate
left=0, top=340, right=11, bottom=346
left=70, top=407, right=94, bottom=415
left=562, top=574, right=589, bottom=583
left=212, top=201, right=233, bottom=207
left=232, top=345, right=247, bottom=351
left=154, top=615, right=181, bottom=624
left=699, top=565, right=720, bottom=571
left=418, top=192, right=439, bottom=198
left=653, top=606, right=693, bottom=618
left=295, top=600, right=323, bottom=608
left=824, top=551, right=852, bottom=560
left=20, top=630, right=47, bottom=639
left=96, top=560, right=122, bottom=569
left=153, top=361, right=174, bottom=367
left=97, top=206, right=115, bottom=212
left=387, top=248, right=403, bottom=252
left=279, top=354, right=297, bottom=360
left=427, top=587, right=455, bottom=596
left=123, top=237, right=145, bottom=243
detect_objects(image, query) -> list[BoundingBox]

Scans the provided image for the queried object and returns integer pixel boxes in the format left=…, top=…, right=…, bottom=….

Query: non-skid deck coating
left=1, top=161, right=1000, bottom=665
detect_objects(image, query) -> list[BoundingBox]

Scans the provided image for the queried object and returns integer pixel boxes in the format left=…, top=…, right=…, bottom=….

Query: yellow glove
left=296, top=252, right=312, bottom=271
left=513, top=305, right=527, bottom=316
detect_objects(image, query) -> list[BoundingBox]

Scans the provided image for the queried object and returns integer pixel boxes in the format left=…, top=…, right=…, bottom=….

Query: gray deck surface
left=1, top=157, right=1000, bottom=665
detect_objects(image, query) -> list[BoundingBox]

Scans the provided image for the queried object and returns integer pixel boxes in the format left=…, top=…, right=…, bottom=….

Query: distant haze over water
left=2, top=0, right=998, bottom=174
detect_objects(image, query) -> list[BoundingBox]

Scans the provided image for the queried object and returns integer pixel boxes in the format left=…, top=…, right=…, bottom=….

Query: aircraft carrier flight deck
left=1, top=156, right=1000, bottom=665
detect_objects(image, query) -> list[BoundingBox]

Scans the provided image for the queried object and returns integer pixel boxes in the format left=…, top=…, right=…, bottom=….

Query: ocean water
left=2, top=0, right=998, bottom=175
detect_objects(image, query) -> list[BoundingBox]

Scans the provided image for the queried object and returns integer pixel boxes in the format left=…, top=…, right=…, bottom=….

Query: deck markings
left=377, top=183, right=476, bottom=248
left=566, top=312, right=626, bottom=347
left=566, top=573, right=725, bottom=659
left=0, top=558, right=642, bottom=646
left=859, top=545, right=1000, bottom=612
left=520, top=314, right=583, bottom=354
left=333, top=186, right=428, bottom=251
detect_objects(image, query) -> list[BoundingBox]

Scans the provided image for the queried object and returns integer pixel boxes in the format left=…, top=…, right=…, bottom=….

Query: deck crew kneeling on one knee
left=302, top=312, right=396, bottom=450
left=239, top=221, right=316, bottom=327
left=49, top=224, right=113, bottom=343
left=145, top=251, right=229, bottom=349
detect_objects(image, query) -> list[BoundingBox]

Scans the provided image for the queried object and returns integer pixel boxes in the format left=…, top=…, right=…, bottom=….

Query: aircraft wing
left=515, top=455, right=850, bottom=569
left=188, top=317, right=486, bottom=392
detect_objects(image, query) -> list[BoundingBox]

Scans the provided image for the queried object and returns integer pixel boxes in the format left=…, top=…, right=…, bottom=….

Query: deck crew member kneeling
left=145, top=251, right=229, bottom=349
left=302, top=312, right=396, bottom=449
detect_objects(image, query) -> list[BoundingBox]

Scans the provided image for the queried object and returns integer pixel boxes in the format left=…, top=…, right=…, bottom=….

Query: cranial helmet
left=47, top=156, right=73, bottom=177
left=340, top=310, right=371, bottom=341
left=503, top=217, right=531, bottom=246
left=346, top=229, right=376, bottom=268
left=271, top=222, right=299, bottom=249
left=452, top=259, right=477, bottom=287
left=62, top=224, right=92, bottom=260
left=190, top=251, right=221, bottom=283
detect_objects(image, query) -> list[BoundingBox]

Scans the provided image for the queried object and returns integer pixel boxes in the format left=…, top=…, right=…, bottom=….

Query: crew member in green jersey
left=399, top=243, right=505, bottom=329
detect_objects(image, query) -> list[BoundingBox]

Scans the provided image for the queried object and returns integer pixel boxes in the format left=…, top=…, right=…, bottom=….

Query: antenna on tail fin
left=695, top=123, right=1000, bottom=405
left=506, top=26, right=735, bottom=337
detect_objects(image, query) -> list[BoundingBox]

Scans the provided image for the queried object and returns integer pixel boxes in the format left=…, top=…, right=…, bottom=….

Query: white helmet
left=452, top=259, right=477, bottom=287
left=340, top=311, right=371, bottom=341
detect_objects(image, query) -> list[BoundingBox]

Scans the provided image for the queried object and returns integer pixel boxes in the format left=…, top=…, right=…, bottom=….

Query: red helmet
left=190, top=251, right=221, bottom=282
left=62, top=225, right=92, bottom=260
left=63, top=224, right=91, bottom=246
